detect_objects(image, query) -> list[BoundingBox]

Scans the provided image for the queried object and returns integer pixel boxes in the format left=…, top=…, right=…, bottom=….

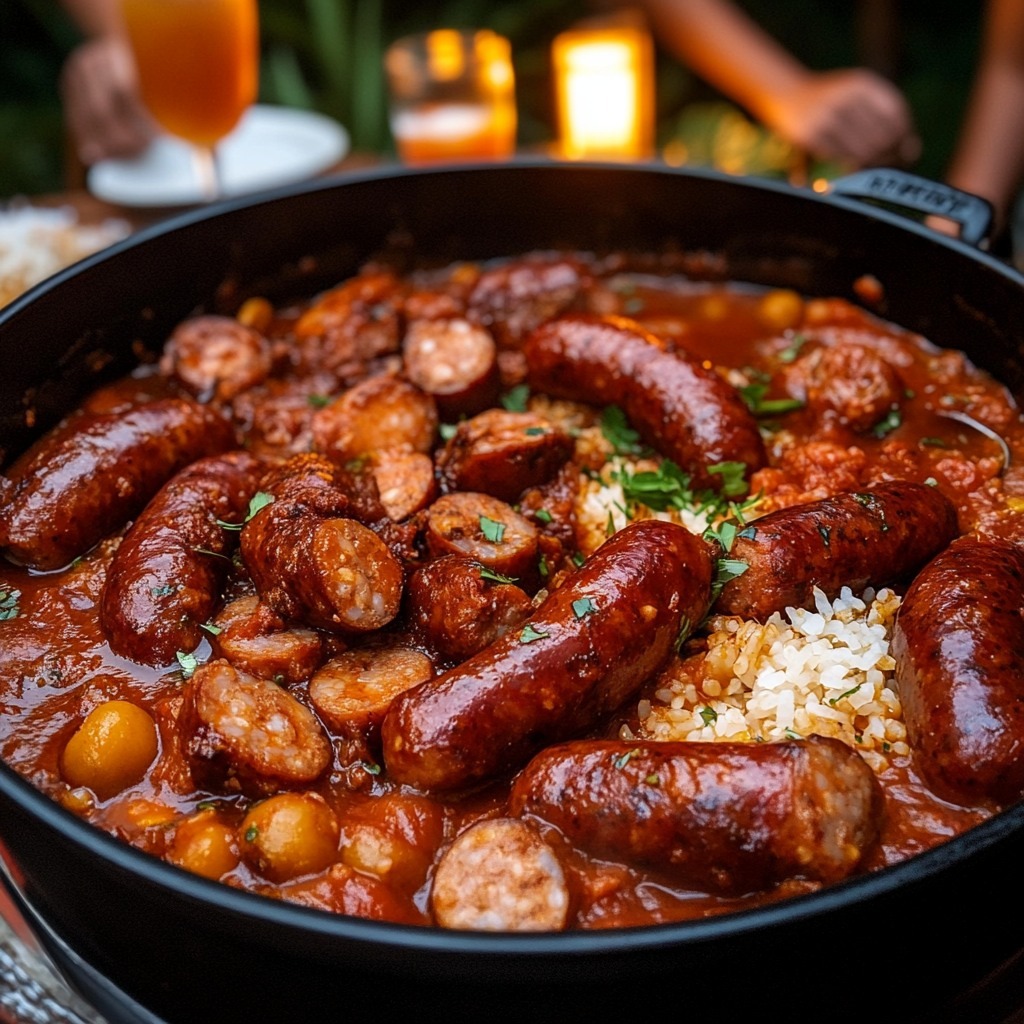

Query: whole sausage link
left=179, top=659, right=332, bottom=796
left=523, top=314, right=765, bottom=490
left=715, top=480, right=960, bottom=620
left=892, top=534, right=1024, bottom=806
left=0, top=397, right=236, bottom=570
left=509, top=735, right=884, bottom=894
left=100, top=451, right=265, bottom=666
left=381, top=518, right=714, bottom=792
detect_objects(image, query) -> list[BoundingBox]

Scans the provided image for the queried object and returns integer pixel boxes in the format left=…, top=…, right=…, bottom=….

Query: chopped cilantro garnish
left=829, top=684, right=862, bottom=706
left=538, top=553, right=549, bottom=578
left=306, top=393, right=331, bottom=408
left=919, top=437, right=948, bottom=448
left=533, top=508, right=553, bottom=523
left=644, top=773, right=661, bottom=786
left=479, top=565, right=518, bottom=584
left=199, top=621, right=222, bottom=636
left=176, top=650, right=199, bottom=679
left=244, top=825, right=259, bottom=843
left=217, top=491, right=274, bottom=531
left=150, top=584, right=176, bottom=598
left=600, top=405, right=645, bottom=456
left=501, top=384, right=530, bottom=412
left=711, top=557, right=749, bottom=600
left=360, top=760, right=382, bottom=776
left=777, top=333, right=808, bottom=364
left=707, top=461, right=748, bottom=498
left=572, top=597, right=597, bottom=618
left=699, top=706, right=718, bottom=727
left=519, top=624, right=550, bottom=644
left=872, top=407, right=903, bottom=438
left=524, top=426, right=547, bottom=436
left=739, top=383, right=805, bottom=417
left=0, top=588, right=20, bottom=621
left=479, top=515, right=506, bottom=543
left=571, top=551, right=586, bottom=568
left=613, top=749, right=641, bottom=769
left=439, top=422, right=458, bottom=441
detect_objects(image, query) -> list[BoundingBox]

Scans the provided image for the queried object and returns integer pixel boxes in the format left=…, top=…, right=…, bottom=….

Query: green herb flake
left=829, top=684, right=861, bottom=706
left=534, top=508, right=553, bottom=524
left=699, top=706, right=718, bottom=727
left=479, top=565, right=518, bottom=584
left=439, top=422, right=458, bottom=441
left=217, top=491, right=275, bottom=531
left=644, top=772, right=661, bottom=786
left=192, top=546, right=230, bottom=560
left=479, top=515, right=506, bottom=544
left=501, top=384, right=530, bottom=412
left=571, top=551, right=586, bottom=568
left=307, top=393, right=331, bottom=409
left=785, top=728, right=804, bottom=741
left=572, top=597, right=597, bottom=618
left=605, top=510, right=617, bottom=537
left=919, top=437, right=948, bottom=448
left=817, top=524, right=831, bottom=548
left=872, top=407, right=903, bottom=438
left=360, top=760, right=382, bottom=776
left=882, top=741, right=892, bottom=752
left=244, top=825, right=259, bottom=843
left=673, top=615, right=693, bottom=654
left=704, top=520, right=738, bottom=554
left=199, top=621, right=222, bottom=636
left=176, top=650, right=199, bottom=679
left=150, top=584, right=176, bottom=598
left=777, top=333, right=808, bottom=364
left=519, top=624, right=550, bottom=644
left=613, top=749, right=641, bottom=769
left=538, top=553, right=550, bottom=579
left=739, top=383, right=805, bottom=417
left=0, top=588, right=21, bottom=621
left=196, top=800, right=217, bottom=812
left=711, top=558, right=749, bottom=601
left=738, top=525, right=757, bottom=540
left=707, top=461, right=748, bottom=498
left=600, top=405, right=645, bottom=456
left=524, top=426, right=548, bottom=437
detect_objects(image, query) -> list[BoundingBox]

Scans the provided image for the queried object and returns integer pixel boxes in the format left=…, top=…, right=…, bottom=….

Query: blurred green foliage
left=0, top=0, right=982, bottom=198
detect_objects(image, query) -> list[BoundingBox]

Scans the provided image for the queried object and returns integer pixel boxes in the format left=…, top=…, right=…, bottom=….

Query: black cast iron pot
left=1, top=162, right=1023, bottom=1024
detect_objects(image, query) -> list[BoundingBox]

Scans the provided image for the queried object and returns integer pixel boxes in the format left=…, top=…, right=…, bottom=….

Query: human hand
left=762, top=68, right=920, bottom=169
left=60, top=35, right=158, bottom=166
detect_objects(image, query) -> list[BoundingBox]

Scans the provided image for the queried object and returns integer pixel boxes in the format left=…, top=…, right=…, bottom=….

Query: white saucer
left=87, top=105, right=350, bottom=208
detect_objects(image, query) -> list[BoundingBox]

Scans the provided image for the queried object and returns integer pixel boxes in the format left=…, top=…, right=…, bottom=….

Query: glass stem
left=193, top=144, right=220, bottom=202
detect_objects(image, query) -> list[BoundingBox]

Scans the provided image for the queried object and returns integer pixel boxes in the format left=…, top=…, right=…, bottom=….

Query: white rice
left=0, top=204, right=131, bottom=308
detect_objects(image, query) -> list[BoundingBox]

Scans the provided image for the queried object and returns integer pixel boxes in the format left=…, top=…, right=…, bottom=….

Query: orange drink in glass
left=385, top=30, right=517, bottom=165
left=120, top=0, right=259, bottom=195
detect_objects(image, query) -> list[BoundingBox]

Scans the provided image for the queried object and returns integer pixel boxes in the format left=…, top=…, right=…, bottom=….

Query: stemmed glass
left=120, top=0, right=259, bottom=201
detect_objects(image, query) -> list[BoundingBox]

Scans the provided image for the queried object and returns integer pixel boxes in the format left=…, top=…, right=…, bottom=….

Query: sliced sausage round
left=406, top=554, right=533, bottom=664
left=431, top=817, right=570, bottom=931
left=436, top=409, right=574, bottom=504
left=179, top=659, right=331, bottom=796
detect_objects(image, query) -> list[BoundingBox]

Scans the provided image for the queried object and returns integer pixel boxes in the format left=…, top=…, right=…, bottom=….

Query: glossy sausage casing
left=892, top=534, right=1024, bottom=806
left=523, top=314, right=765, bottom=490
left=0, top=397, right=235, bottom=570
left=509, top=735, right=883, bottom=894
left=716, top=480, right=959, bottom=620
left=100, top=451, right=265, bottom=666
left=381, top=519, right=714, bottom=792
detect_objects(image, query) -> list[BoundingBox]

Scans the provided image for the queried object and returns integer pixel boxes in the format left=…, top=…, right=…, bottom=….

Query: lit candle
left=552, top=21, right=654, bottom=161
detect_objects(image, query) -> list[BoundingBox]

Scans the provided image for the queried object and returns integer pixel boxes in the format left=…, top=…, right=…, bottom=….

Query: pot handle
left=828, top=168, right=994, bottom=248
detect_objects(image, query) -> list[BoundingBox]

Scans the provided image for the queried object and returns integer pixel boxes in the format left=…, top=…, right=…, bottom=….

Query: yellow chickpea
left=757, top=289, right=804, bottom=332
left=60, top=700, right=158, bottom=800
left=235, top=296, right=274, bottom=333
left=170, top=811, right=240, bottom=880
left=239, top=792, right=340, bottom=883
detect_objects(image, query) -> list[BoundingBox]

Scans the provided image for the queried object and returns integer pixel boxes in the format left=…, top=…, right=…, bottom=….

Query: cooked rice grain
left=632, top=586, right=905, bottom=772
